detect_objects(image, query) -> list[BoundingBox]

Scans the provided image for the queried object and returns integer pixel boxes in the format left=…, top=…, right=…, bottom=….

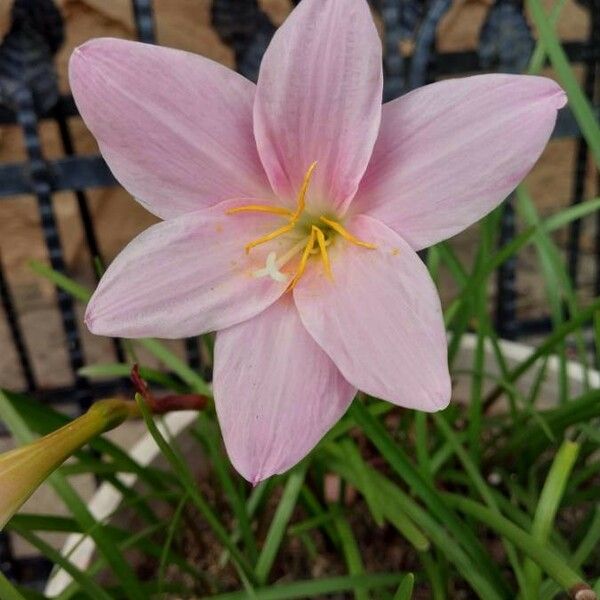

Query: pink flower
left=70, top=0, right=566, bottom=483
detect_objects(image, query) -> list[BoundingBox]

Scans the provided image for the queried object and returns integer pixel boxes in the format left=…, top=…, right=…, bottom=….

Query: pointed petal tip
left=84, top=301, right=103, bottom=336
left=69, top=39, right=109, bottom=85
left=250, top=470, right=271, bottom=486
left=84, top=293, right=115, bottom=337
left=428, top=387, right=452, bottom=413
left=70, top=38, right=109, bottom=67
left=536, top=76, right=567, bottom=110
left=552, top=87, right=568, bottom=110
left=233, top=458, right=273, bottom=486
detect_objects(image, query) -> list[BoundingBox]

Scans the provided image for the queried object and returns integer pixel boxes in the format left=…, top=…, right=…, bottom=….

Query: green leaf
left=527, top=0, right=600, bottom=168
left=526, top=0, right=568, bottom=74
left=201, top=573, right=407, bottom=600
left=8, top=523, right=112, bottom=600
left=139, top=339, right=211, bottom=395
left=434, top=414, right=528, bottom=596
left=350, top=401, right=511, bottom=597
left=326, top=441, right=429, bottom=552
left=445, top=197, right=600, bottom=330
left=134, top=393, right=255, bottom=584
left=500, top=389, right=600, bottom=459
left=485, top=297, right=600, bottom=404
left=79, top=363, right=187, bottom=393
left=29, top=260, right=91, bottom=302
left=0, top=572, right=27, bottom=600
left=334, top=515, right=368, bottom=600
left=157, top=492, right=189, bottom=595
left=255, top=465, right=307, bottom=584
left=446, top=493, right=592, bottom=595
left=193, top=414, right=257, bottom=562
left=323, top=452, right=503, bottom=600
left=524, top=440, right=580, bottom=597
left=341, top=438, right=385, bottom=526
left=393, top=573, right=415, bottom=600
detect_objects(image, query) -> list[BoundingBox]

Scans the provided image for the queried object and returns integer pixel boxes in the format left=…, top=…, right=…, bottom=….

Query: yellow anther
left=287, top=229, right=316, bottom=290
left=228, top=163, right=318, bottom=254
left=292, top=161, right=318, bottom=221
left=312, top=226, right=332, bottom=279
left=226, top=205, right=293, bottom=217
left=244, top=222, right=295, bottom=254
left=319, top=216, right=377, bottom=249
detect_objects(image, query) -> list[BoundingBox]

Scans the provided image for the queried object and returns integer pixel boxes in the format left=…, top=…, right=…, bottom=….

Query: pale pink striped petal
left=294, top=215, right=450, bottom=411
left=213, top=297, right=356, bottom=483
left=254, top=0, right=383, bottom=213
left=352, top=75, right=567, bottom=250
left=85, top=200, right=288, bottom=338
left=70, top=38, right=272, bottom=219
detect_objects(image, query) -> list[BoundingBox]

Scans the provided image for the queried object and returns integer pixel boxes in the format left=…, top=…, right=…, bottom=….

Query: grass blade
left=351, top=401, right=511, bottom=597
left=255, top=465, right=307, bottom=584
left=393, top=573, right=415, bottom=600
left=201, top=573, right=407, bottom=600
left=446, top=494, right=593, bottom=596
left=334, top=515, right=368, bottom=600
left=527, top=0, right=600, bottom=168
left=0, top=572, right=27, bottom=600
left=134, top=393, right=255, bottom=582
left=524, top=440, right=580, bottom=597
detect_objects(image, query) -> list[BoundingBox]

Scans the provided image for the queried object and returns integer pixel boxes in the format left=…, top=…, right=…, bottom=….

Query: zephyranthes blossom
left=70, top=0, right=566, bottom=482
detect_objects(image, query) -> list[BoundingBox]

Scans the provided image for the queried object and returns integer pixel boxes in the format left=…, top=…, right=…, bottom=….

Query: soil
left=0, top=0, right=597, bottom=392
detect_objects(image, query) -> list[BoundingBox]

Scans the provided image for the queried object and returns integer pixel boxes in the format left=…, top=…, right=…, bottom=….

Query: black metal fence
left=0, top=0, right=598, bottom=588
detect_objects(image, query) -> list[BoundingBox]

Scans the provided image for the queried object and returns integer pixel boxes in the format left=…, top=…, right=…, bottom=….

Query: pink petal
left=253, top=0, right=383, bottom=213
left=294, top=215, right=450, bottom=411
left=85, top=200, right=288, bottom=338
left=69, top=38, right=272, bottom=220
left=352, top=75, right=567, bottom=250
left=213, top=297, right=356, bottom=483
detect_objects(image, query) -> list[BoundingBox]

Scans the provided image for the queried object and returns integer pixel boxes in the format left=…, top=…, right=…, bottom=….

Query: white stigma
left=253, top=252, right=288, bottom=282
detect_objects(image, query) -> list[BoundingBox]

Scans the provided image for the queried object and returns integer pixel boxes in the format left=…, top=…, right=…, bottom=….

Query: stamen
left=292, top=161, right=318, bottom=220
left=312, top=226, right=332, bottom=279
left=319, top=216, right=377, bottom=249
left=226, top=205, right=293, bottom=217
left=244, top=222, right=295, bottom=254
left=287, top=229, right=316, bottom=290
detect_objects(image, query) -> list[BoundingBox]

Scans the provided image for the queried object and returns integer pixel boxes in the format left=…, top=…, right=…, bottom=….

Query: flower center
left=226, top=162, right=376, bottom=289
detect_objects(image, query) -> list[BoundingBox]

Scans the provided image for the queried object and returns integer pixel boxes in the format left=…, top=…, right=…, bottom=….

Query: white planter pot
left=45, top=333, right=600, bottom=596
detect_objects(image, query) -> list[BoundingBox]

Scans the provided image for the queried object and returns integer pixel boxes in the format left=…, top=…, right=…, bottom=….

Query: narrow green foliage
left=393, top=573, right=415, bottom=600
left=134, top=393, right=255, bottom=583
left=334, top=515, right=369, bottom=600
left=255, top=465, right=307, bottom=584
left=446, top=494, right=590, bottom=593
left=524, top=440, right=580, bottom=597
left=527, top=0, right=600, bottom=167
left=0, top=572, right=27, bottom=600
